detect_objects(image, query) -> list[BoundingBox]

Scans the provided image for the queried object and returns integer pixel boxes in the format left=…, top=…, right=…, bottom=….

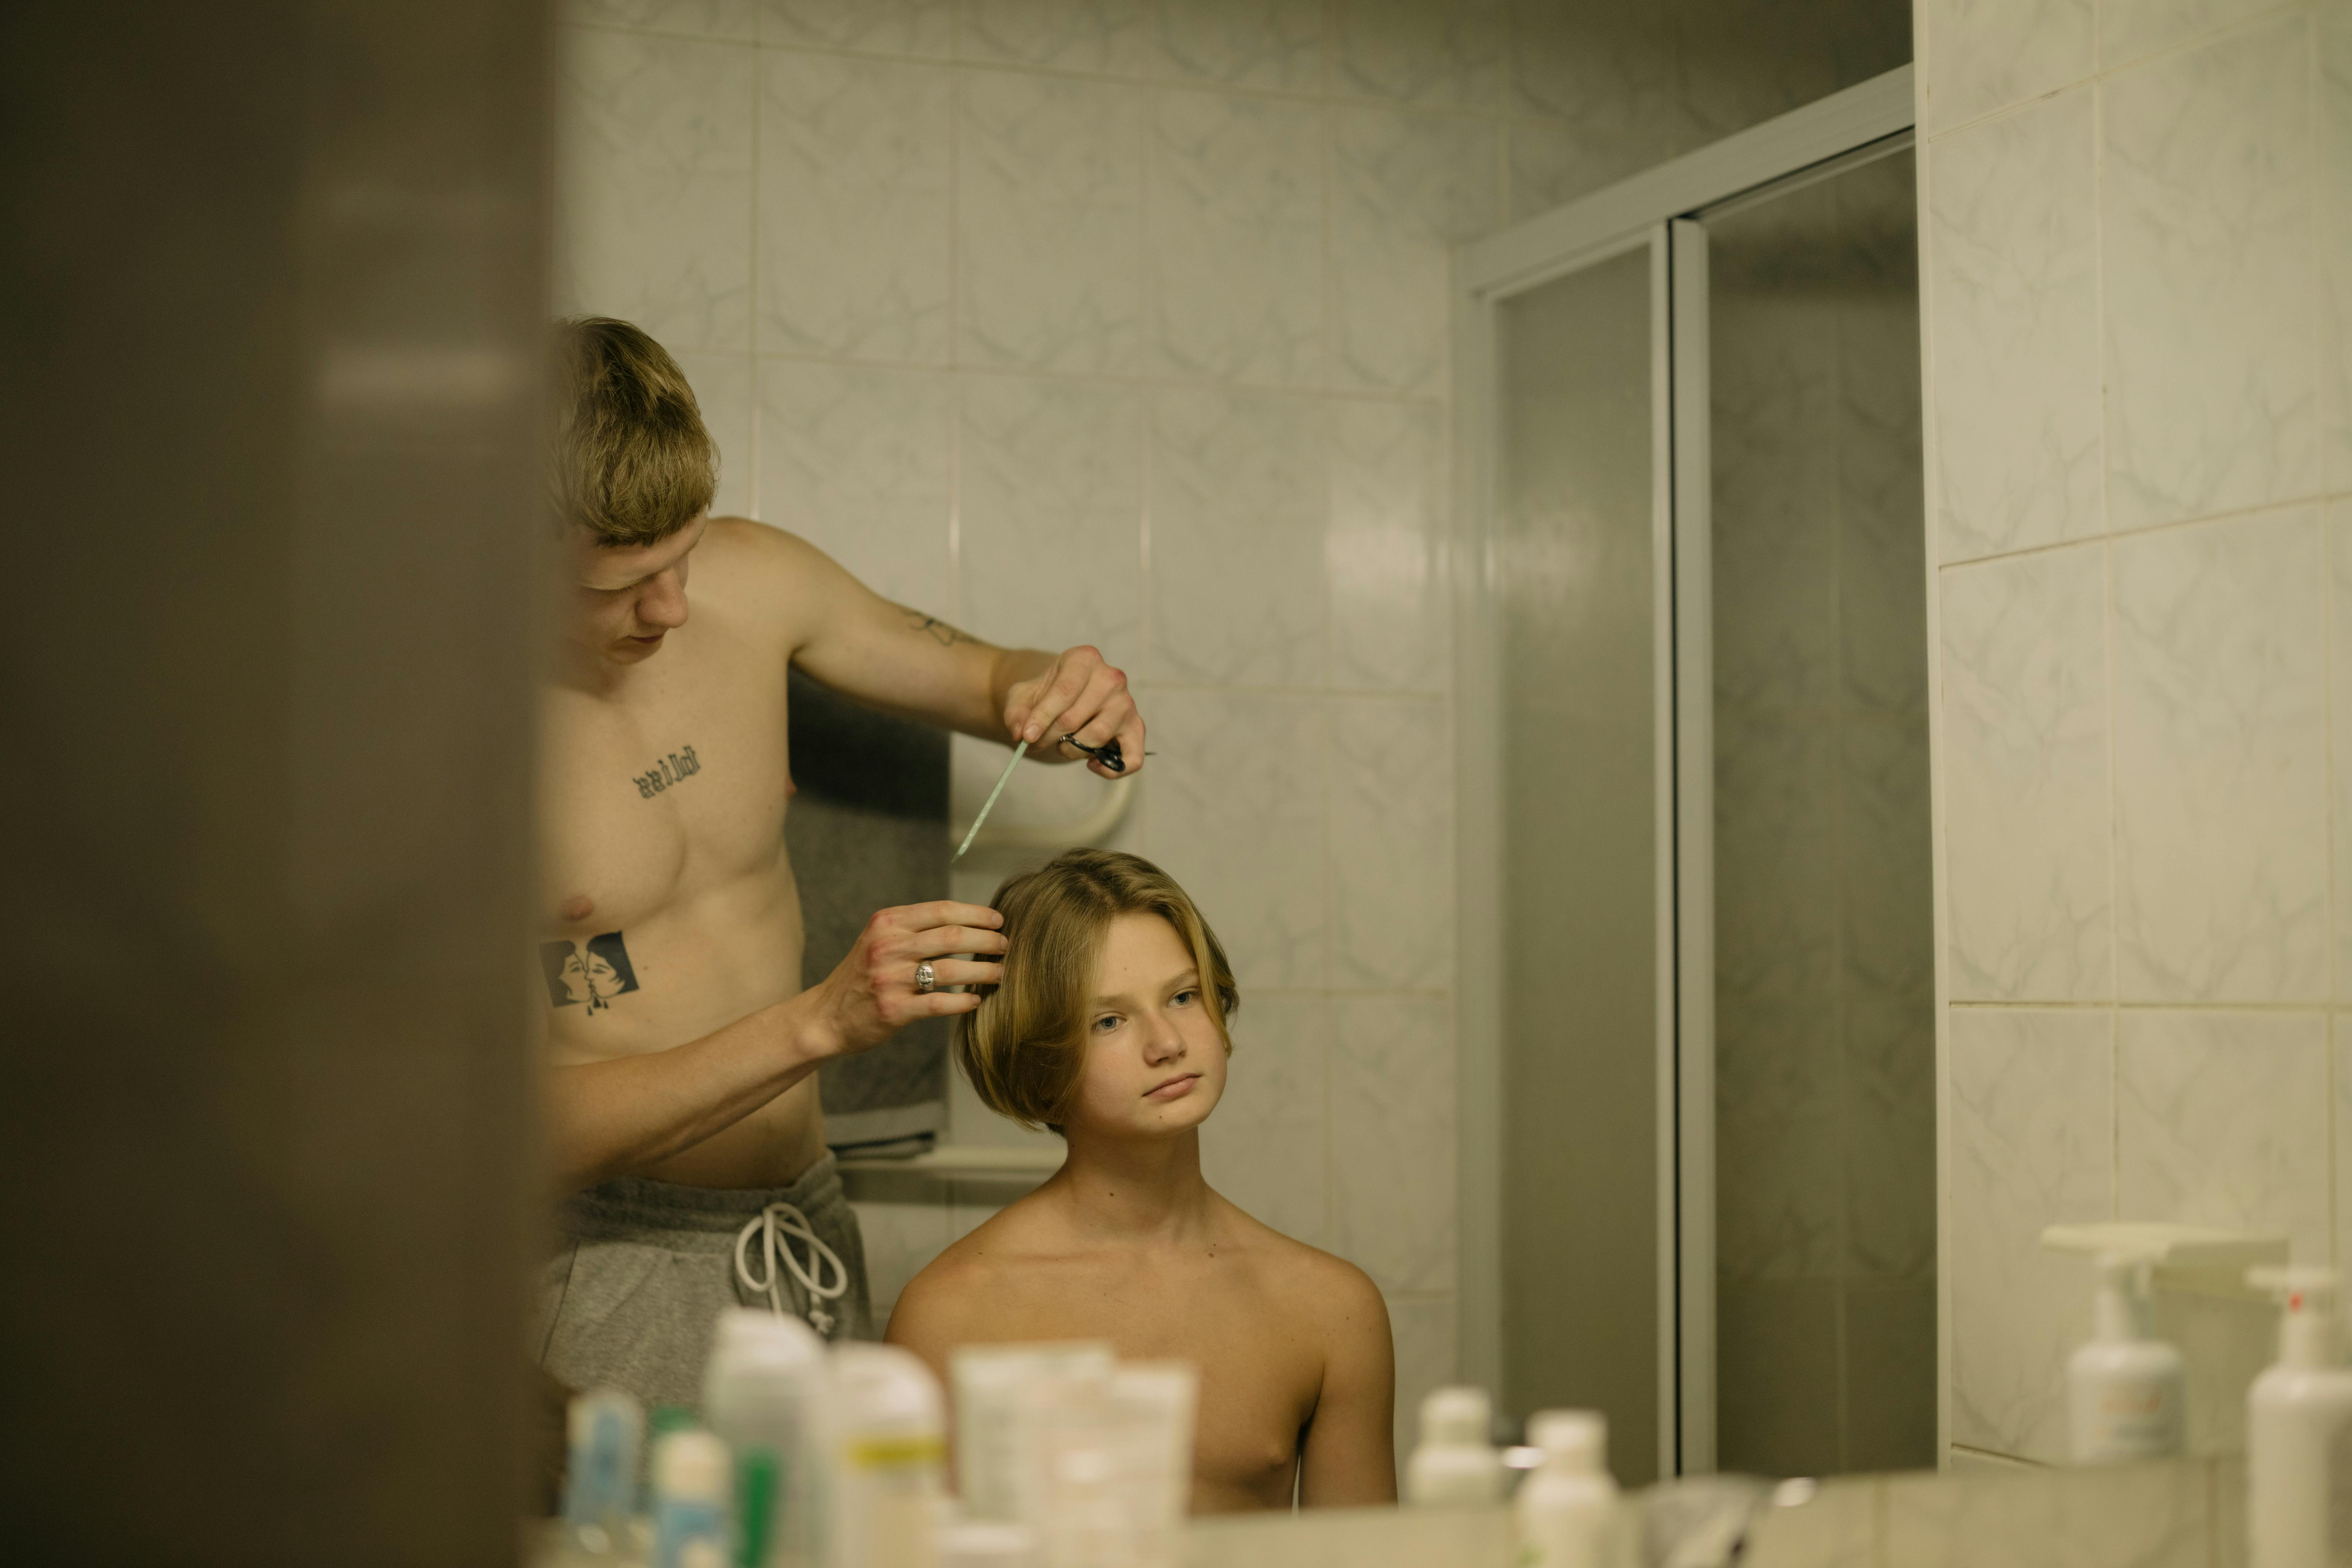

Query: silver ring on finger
left=913, top=961, right=937, bottom=995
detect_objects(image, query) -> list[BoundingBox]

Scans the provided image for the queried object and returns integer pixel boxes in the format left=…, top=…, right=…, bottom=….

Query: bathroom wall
left=550, top=0, right=1910, bottom=1457
left=1917, top=0, right=2352, bottom=1463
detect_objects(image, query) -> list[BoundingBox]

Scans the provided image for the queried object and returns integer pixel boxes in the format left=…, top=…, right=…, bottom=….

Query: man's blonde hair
left=958, top=849, right=1239, bottom=1134
left=549, top=316, right=716, bottom=547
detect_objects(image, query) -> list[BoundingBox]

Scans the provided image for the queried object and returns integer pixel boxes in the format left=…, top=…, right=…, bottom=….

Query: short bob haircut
left=957, top=849, right=1239, bottom=1134
left=548, top=316, right=716, bottom=548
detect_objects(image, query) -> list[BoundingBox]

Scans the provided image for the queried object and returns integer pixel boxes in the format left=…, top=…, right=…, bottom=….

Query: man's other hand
left=813, top=901, right=1007, bottom=1056
left=1003, top=645, right=1146, bottom=777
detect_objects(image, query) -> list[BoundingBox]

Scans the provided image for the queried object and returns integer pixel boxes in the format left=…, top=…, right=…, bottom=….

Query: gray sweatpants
left=532, top=1154, right=874, bottom=1414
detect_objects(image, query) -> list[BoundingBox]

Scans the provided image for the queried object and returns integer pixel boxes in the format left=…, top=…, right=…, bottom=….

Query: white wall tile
left=1330, top=107, right=1501, bottom=394
left=1939, top=546, right=2112, bottom=1002
left=957, top=71, right=1146, bottom=373
left=1154, top=0, right=1324, bottom=93
left=1506, top=109, right=1689, bottom=223
left=1385, top=1292, right=1456, bottom=1462
left=1884, top=1459, right=2208, bottom=1568
left=671, top=352, right=756, bottom=518
left=759, top=0, right=951, bottom=57
left=1926, top=88, right=2104, bottom=564
left=1331, top=0, right=1507, bottom=109
left=845, top=1171, right=954, bottom=1322
left=2102, top=15, right=2317, bottom=533
left=553, top=27, right=756, bottom=354
left=757, top=51, right=952, bottom=362
left=1147, top=387, right=1328, bottom=686
left=1329, top=697, right=1452, bottom=994
left=2117, top=1009, right=2332, bottom=1262
left=959, top=0, right=1159, bottom=76
left=1148, top=90, right=1323, bottom=387
left=754, top=359, right=954, bottom=609
left=2335, top=1017, right=2352, bottom=1270
left=1140, top=689, right=1328, bottom=990
left=1199, top=992, right=1329, bottom=1246
left=957, top=374, right=1144, bottom=661
left=1329, top=399, right=1450, bottom=693
left=1329, top=996, right=1456, bottom=1296
left=1922, top=0, right=2094, bottom=133
left=2325, top=1, right=2352, bottom=495
left=2110, top=508, right=2328, bottom=1001
left=2100, top=0, right=2292, bottom=73
left=562, top=0, right=755, bottom=38
left=1947, top=1008, right=2113, bottom=1463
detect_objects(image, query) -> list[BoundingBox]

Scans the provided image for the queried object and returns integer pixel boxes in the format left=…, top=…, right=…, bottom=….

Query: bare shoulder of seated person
left=886, top=850, right=1396, bottom=1514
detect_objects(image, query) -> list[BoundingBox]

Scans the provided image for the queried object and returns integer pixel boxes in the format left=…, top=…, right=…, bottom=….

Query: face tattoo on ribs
left=539, top=932, right=641, bottom=1014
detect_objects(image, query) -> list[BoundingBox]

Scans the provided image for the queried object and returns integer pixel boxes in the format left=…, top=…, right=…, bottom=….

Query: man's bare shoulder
left=693, top=517, right=829, bottom=607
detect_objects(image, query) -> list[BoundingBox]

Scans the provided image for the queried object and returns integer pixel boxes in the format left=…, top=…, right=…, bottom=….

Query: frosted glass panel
left=1706, top=147, right=1933, bottom=1476
left=1495, top=243, right=1662, bottom=1485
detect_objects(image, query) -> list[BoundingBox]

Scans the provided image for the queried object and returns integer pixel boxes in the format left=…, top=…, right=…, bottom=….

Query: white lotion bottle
left=2249, top=1267, right=2352, bottom=1568
left=1404, top=1386, right=1505, bottom=1506
left=1514, top=1410, right=1619, bottom=1568
left=2066, top=1251, right=2186, bottom=1464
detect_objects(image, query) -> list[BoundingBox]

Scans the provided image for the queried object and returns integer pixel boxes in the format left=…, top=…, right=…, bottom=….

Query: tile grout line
left=1936, top=489, right=2352, bottom=574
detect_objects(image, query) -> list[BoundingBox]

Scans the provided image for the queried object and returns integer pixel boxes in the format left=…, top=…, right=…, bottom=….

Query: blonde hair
left=548, top=316, right=717, bottom=547
left=957, top=849, right=1239, bottom=1133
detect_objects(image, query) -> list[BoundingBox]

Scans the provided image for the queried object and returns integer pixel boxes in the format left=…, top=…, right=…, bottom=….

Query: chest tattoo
left=633, top=743, right=702, bottom=800
left=903, top=608, right=974, bottom=647
left=539, top=931, right=640, bottom=1014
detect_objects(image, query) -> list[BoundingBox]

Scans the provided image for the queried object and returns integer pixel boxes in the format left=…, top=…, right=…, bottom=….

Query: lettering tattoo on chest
left=903, top=608, right=973, bottom=648
left=633, top=743, right=702, bottom=800
left=538, top=931, right=640, bottom=1014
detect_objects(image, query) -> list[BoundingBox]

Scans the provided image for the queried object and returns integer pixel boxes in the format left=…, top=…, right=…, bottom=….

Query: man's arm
left=1298, top=1260, right=1399, bottom=1507
left=543, top=901, right=1006, bottom=1190
left=746, top=523, right=1145, bottom=777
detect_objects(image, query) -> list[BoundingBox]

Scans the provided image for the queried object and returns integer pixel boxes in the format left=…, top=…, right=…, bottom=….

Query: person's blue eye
left=1092, top=1013, right=1120, bottom=1034
left=1171, top=989, right=1197, bottom=1007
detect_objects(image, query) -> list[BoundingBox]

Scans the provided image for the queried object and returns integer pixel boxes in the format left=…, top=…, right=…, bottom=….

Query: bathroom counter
left=531, top=1454, right=2246, bottom=1568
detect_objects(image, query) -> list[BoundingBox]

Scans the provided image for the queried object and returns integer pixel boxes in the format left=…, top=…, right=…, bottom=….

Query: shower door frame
left=1451, top=65, right=1916, bottom=1480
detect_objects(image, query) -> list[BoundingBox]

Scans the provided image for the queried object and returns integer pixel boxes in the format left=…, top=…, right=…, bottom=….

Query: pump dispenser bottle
left=2249, top=1267, right=2352, bottom=1568
left=1404, top=1387, right=1504, bottom=1506
left=1513, top=1410, right=1619, bottom=1568
left=2066, top=1251, right=2185, bottom=1464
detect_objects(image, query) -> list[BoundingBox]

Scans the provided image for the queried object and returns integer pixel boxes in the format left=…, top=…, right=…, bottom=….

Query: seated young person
left=886, top=850, right=1397, bottom=1513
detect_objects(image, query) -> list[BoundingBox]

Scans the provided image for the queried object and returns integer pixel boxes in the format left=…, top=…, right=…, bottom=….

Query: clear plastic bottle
left=2248, top=1267, right=2352, bottom=1568
left=561, top=1388, right=644, bottom=1556
left=1513, top=1411, right=1618, bottom=1568
left=2066, top=1251, right=2186, bottom=1464
left=1404, top=1386, right=1505, bottom=1507
left=651, top=1428, right=732, bottom=1568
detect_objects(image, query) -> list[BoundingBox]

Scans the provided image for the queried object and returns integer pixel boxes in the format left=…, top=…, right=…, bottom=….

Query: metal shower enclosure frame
left=1449, top=65, right=1918, bottom=1480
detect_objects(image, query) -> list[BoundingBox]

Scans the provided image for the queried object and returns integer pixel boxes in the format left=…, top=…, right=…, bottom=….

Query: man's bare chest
left=537, top=656, right=794, bottom=937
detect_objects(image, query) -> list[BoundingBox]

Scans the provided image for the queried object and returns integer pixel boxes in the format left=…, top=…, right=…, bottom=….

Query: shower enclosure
left=1454, top=68, right=1933, bottom=1482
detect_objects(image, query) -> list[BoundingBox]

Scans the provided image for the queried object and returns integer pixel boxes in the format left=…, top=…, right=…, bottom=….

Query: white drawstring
left=733, top=1201, right=849, bottom=1337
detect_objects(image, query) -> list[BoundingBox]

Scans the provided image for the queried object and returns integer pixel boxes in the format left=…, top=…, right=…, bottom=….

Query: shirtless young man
left=886, top=850, right=1397, bottom=1512
left=530, top=318, right=1145, bottom=1411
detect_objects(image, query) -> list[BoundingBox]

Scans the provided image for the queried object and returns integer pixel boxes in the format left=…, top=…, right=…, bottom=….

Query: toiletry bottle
left=2248, top=1267, right=2352, bottom=1568
left=833, top=1343, right=948, bottom=1568
left=562, top=1389, right=645, bottom=1555
left=1513, top=1410, right=1619, bottom=1568
left=704, top=1308, right=831, bottom=1568
left=652, top=1428, right=733, bottom=1568
left=948, top=1341, right=1114, bottom=1523
left=1405, top=1386, right=1505, bottom=1506
left=2066, top=1251, right=2186, bottom=1464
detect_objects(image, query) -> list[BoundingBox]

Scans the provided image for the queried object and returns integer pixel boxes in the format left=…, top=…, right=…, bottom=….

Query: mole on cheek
left=560, top=894, right=595, bottom=924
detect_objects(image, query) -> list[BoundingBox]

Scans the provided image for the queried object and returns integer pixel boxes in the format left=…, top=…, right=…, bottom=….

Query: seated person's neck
left=1046, top=1126, right=1217, bottom=1244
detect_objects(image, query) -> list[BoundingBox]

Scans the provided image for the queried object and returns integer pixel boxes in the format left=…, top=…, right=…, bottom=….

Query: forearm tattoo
left=539, top=932, right=640, bottom=1014
left=903, top=608, right=974, bottom=648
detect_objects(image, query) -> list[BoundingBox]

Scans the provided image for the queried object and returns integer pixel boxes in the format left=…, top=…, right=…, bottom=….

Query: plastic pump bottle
left=1514, top=1410, right=1619, bottom=1568
left=1404, top=1386, right=1505, bottom=1506
left=2249, top=1267, right=2352, bottom=1568
left=2066, top=1251, right=2186, bottom=1464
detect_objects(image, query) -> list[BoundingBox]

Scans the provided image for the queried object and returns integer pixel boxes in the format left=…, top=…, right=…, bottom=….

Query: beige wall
left=1918, top=0, right=2352, bottom=1463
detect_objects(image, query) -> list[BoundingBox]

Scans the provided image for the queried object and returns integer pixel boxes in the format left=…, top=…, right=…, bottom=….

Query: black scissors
left=1061, top=733, right=1151, bottom=773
